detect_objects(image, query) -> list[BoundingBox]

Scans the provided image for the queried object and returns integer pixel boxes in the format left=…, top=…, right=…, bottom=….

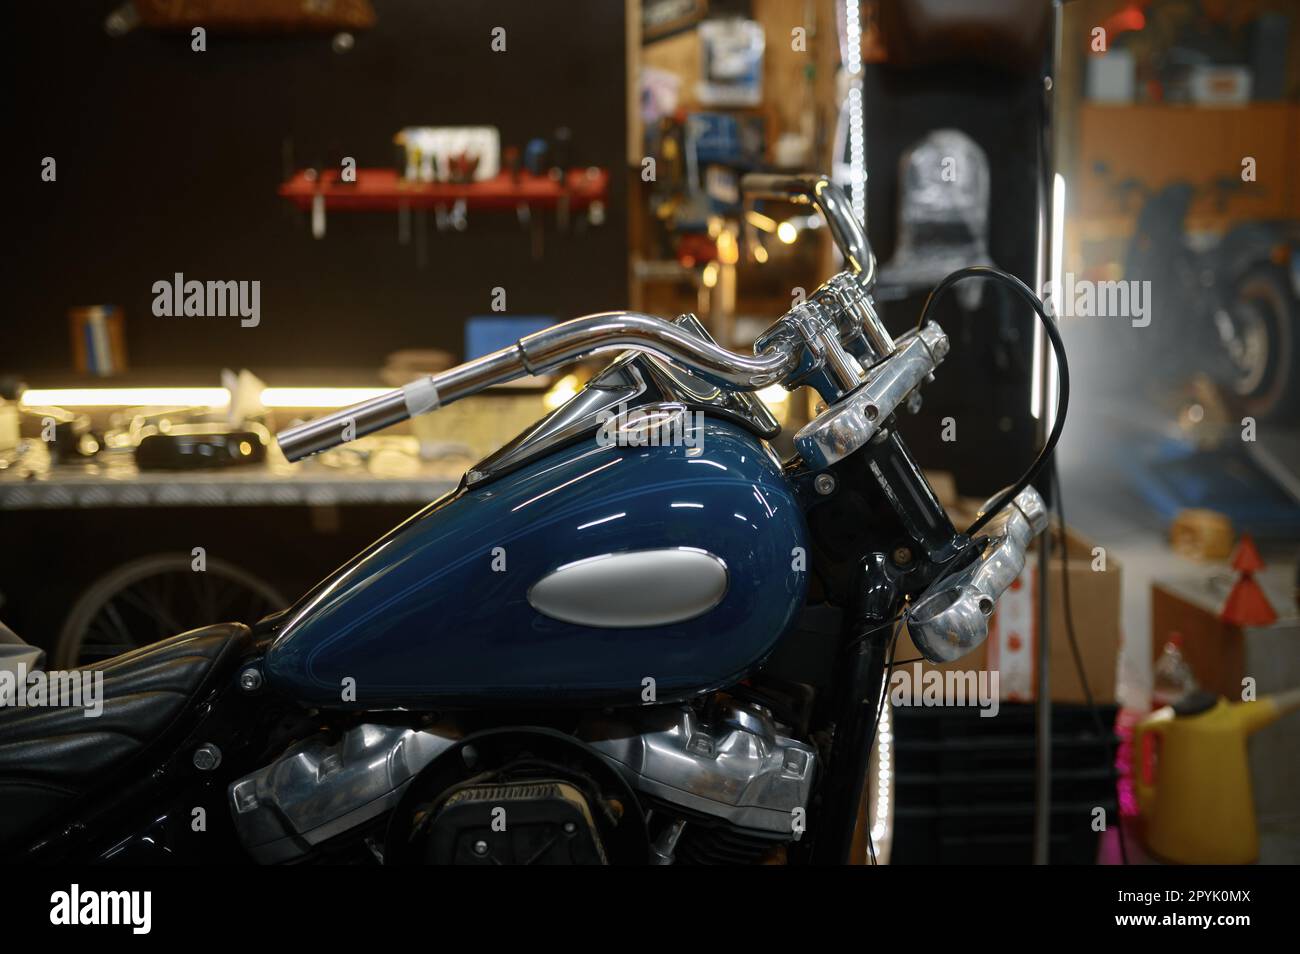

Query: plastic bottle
left=1152, top=633, right=1198, bottom=709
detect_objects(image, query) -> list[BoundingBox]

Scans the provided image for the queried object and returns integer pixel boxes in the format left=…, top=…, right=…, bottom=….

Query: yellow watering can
left=1134, top=687, right=1300, bottom=864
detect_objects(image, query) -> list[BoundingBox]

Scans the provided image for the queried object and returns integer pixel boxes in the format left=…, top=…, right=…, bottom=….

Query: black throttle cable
left=913, top=264, right=1070, bottom=537
left=909, top=266, right=1126, bottom=861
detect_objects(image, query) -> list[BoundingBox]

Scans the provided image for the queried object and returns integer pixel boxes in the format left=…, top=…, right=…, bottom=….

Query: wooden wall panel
left=1076, top=103, right=1296, bottom=227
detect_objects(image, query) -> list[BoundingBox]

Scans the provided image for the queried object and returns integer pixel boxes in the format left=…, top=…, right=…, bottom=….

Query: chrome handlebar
left=740, top=173, right=877, bottom=289
left=513, top=311, right=797, bottom=389
left=276, top=311, right=801, bottom=462
left=741, top=174, right=893, bottom=358
left=277, top=172, right=896, bottom=464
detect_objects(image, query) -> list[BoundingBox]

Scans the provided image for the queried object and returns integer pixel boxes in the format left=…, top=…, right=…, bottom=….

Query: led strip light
left=844, top=0, right=867, bottom=228
left=844, top=0, right=892, bottom=864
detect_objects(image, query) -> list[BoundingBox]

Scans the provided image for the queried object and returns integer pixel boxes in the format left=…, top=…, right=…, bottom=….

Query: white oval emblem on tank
left=527, top=547, right=729, bottom=628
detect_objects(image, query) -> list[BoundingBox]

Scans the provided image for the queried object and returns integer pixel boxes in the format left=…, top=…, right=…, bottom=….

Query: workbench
left=0, top=439, right=460, bottom=510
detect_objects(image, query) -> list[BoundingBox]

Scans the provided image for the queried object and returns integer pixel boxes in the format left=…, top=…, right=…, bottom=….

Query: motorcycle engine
left=578, top=701, right=818, bottom=863
left=228, top=701, right=816, bottom=864
left=409, top=779, right=609, bottom=864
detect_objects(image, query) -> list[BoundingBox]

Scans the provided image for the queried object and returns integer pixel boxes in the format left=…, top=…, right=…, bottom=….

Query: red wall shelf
left=279, top=167, right=609, bottom=213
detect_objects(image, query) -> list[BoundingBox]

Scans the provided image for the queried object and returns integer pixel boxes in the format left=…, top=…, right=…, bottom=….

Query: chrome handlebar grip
left=740, top=173, right=877, bottom=290
left=276, top=310, right=799, bottom=462
left=275, top=347, right=525, bottom=462
left=275, top=390, right=411, bottom=463
left=906, top=486, right=1051, bottom=664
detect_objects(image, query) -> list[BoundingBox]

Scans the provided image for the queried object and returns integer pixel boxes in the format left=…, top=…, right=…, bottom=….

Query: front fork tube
left=862, top=426, right=962, bottom=564
left=814, top=553, right=898, bottom=865
left=807, top=425, right=968, bottom=863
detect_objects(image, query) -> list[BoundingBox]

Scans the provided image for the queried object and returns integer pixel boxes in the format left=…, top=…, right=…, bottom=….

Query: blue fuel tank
left=263, top=416, right=809, bottom=707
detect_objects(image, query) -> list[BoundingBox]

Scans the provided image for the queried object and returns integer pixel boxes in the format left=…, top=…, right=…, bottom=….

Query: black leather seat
left=0, top=622, right=251, bottom=848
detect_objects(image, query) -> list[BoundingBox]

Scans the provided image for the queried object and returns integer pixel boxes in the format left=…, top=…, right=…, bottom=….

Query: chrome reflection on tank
left=581, top=703, right=817, bottom=836
left=527, top=547, right=729, bottom=628
left=227, top=723, right=457, bottom=863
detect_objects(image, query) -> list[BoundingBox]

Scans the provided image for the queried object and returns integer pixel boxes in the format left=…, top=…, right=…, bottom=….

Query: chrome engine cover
left=229, top=705, right=816, bottom=863
left=580, top=703, right=817, bottom=837
left=228, top=723, right=456, bottom=863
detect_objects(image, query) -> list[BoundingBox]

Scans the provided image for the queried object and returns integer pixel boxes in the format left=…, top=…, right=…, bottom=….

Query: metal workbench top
left=0, top=439, right=461, bottom=510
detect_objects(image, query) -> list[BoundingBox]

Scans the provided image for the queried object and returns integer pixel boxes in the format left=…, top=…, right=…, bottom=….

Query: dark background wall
left=3, top=0, right=628, bottom=376
left=864, top=64, right=1046, bottom=497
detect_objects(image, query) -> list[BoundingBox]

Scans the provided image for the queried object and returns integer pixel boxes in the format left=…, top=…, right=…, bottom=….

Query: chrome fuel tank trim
left=528, top=547, right=729, bottom=628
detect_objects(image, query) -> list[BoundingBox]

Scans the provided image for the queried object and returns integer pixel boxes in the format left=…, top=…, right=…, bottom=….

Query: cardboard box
left=895, top=520, right=1122, bottom=704
left=1150, top=571, right=1298, bottom=690
left=1151, top=582, right=1243, bottom=700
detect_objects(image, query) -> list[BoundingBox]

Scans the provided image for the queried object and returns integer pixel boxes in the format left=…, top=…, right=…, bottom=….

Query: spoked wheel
left=54, top=554, right=285, bottom=668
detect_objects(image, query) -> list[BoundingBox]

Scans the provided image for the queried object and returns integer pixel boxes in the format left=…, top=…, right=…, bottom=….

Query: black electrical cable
left=861, top=266, right=1069, bottom=864
left=913, top=264, right=1070, bottom=538
left=1051, top=465, right=1130, bottom=865
left=843, top=612, right=904, bottom=654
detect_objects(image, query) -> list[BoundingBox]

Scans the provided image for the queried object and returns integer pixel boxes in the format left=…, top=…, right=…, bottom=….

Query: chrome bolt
left=238, top=668, right=263, bottom=692
left=193, top=743, right=222, bottom=772
left=871, top=427, right=890, bottom=445
left=813, top=473, right=836, bottom=496
left=473, top=840, right=489, bottom=856
left=563, top=821, right=577, bottom=834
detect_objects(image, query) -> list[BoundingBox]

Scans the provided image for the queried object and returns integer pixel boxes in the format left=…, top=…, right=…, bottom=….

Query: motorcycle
left=0, top=173, right=1053, bottom=865
left=1100, top=164, right=1300, bottom=421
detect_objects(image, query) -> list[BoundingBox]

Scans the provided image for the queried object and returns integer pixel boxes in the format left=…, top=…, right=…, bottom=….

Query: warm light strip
left=1047, top=173, right=1064, bottom=426
left=1032, top=173, right=1066, bottom=421
left=259, top=387, right=391, bottom=408
left=19, top=388, right=231, bottom=408
left=18, top=386, right=397, bottom=410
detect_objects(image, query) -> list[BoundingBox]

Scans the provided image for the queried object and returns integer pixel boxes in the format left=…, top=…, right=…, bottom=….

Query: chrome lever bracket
left=906, top=486, right=1050, bottom=663
left=792, top=322, right=948, bottom=470
left=755, top=300, right=868, bottom=403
